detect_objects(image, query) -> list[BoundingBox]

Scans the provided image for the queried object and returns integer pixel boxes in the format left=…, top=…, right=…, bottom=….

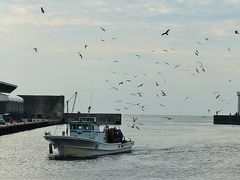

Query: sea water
left=0, top=115, right=240, bottom=180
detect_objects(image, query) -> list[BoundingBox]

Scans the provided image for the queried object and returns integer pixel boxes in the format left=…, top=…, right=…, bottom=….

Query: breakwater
left=214, top=115, right=240, bottom=125
left=0, top=119, right=64, bottom=136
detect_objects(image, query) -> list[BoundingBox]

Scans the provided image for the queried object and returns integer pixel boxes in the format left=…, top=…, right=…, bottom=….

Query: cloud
left=144, top=4, right=174, bottom=14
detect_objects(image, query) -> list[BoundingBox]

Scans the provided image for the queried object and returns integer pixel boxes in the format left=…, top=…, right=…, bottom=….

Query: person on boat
left=116, top=128, right=124, bottom=143
left=103, top=124, right=109, bottom=142
left=107, top=127, right=116, bottom=143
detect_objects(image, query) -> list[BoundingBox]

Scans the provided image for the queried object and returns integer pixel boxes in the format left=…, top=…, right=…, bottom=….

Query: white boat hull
left=44, top=136, right=134, bottom=158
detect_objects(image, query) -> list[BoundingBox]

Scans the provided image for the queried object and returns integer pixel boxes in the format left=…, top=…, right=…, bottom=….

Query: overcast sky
left=1, top=0, right=240, bottom=115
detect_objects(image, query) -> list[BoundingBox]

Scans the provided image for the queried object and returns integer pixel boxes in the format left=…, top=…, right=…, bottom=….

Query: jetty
left=214, top=91, right=240, bottom=125
left=0, top=119, right=64, bottom=136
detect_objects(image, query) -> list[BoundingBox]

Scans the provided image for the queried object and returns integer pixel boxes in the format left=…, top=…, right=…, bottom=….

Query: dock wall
left=213, top=115, right=240, bottom=125
left=0, top=119, right=64, bottom=136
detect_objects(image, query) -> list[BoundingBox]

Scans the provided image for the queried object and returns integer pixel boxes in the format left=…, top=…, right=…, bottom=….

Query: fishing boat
left=44, top=114, right=134, bottom=158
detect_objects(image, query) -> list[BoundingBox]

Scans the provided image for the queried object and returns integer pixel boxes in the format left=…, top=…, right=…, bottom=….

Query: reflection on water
left=1, top=115, right=240, bottom=179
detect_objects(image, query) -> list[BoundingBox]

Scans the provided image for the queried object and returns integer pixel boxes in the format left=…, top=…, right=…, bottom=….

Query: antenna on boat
left=72, top=91, right=77, bottom=113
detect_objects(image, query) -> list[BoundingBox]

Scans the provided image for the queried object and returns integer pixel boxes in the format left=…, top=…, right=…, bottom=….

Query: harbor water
left=1, top=115, right=240, bottom=179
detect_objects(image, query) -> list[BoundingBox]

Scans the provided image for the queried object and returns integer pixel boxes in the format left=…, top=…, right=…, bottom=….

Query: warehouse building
left=0, top=80, right=65, bottom=119
left=0, top=81, right=24, bottom=115
left=19, top=95, right=64, bottom=118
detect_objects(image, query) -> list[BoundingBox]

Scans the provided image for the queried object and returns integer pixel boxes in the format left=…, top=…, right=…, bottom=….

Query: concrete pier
left=214, top=115, right=240, bottom=125
left=0, top=119, right=64, bottom=136
left=213, top=91, right=240, bottom=125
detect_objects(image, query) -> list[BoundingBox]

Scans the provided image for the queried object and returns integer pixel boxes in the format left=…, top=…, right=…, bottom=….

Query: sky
left=1, top=0, right=240, bottom=115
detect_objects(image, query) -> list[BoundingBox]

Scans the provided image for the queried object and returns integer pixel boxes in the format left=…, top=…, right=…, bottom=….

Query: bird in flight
left=84, top=45, right=88, bottom=49
left=100, top=27, right=106, bottom=31
left=235, top=30, right=239, bottom=34
left=216, top=94, right=220, bottom=99
left=162, top=29, right=170, bottom=36
left=113, top=60, right=118, bottom=63
left=33, top=48, right=37, bottom=52
left=78, top=52, right=83, bottom=59
left=196, top=69, right=199, bottom=73
left=174, top=64, right=180, bottom=68
left=136, top=54, right=141, bottom=58
left=184, top=97, right=189, bottom=101
left=118, top=82, right=123, bottom=85
left=159, top=103, right=165, bottom=107
left=137, top=83, right=144, bottom=88
left=195, top=50, right=199, bottom=56
left=161, top=90, right=166, bottom=96
left=205, top=37, right=209, bottom=41
left=131, top=122, right=140, bottom=130
left=41, top=6, right=45, bottom=14
left=155, top=81, right=160, bottom=86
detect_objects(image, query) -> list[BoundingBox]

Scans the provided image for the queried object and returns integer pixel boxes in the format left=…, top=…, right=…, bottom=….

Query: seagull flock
left=33, top=5, right=235, bottom=118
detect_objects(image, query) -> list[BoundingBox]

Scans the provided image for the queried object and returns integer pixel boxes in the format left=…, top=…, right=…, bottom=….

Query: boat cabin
left=69, top=117, right=106, bottom=142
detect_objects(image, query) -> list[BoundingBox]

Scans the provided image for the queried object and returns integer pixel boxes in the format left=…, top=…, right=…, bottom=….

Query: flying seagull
left=174, top=64, right=180, bottom=68
left=235, top=30, right=239, bottom=34
left=33, top=48, right=37, bottom=52
left=78, top=52, right=83, bottom=59
left=84, top=45, right=88, bottom=49
left=161, top=90, right=166, bottom=96
left=100, top=27, right=106, bottom=31
left=216, top=94, right=220, bottom=99
left=137, top=83, right=144, bottom=88
left=195, top=50, right=199, bottom=56
left=41, top=6, right=45, bottom=14
left=162, top=29, right=170, bottom=36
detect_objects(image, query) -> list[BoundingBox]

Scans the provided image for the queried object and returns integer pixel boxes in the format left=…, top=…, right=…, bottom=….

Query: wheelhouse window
left=75, top=124, right=94, bottom=130
left=70, top=124, right=76, bottom=130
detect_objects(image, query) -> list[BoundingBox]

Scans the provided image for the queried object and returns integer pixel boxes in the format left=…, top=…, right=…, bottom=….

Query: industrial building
left=0, top=80, right=65, bottom=120
left=0, top=81, right=24, bottom=115
left=19, top=95, right=64, bottom=118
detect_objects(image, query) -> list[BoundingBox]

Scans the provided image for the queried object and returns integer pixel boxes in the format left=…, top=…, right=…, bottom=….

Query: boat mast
left=71, top=92, right=77, bottom=113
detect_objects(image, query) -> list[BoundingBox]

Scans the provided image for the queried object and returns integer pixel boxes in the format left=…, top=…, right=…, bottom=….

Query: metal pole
left=237, top=91, right=240, bottom=114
